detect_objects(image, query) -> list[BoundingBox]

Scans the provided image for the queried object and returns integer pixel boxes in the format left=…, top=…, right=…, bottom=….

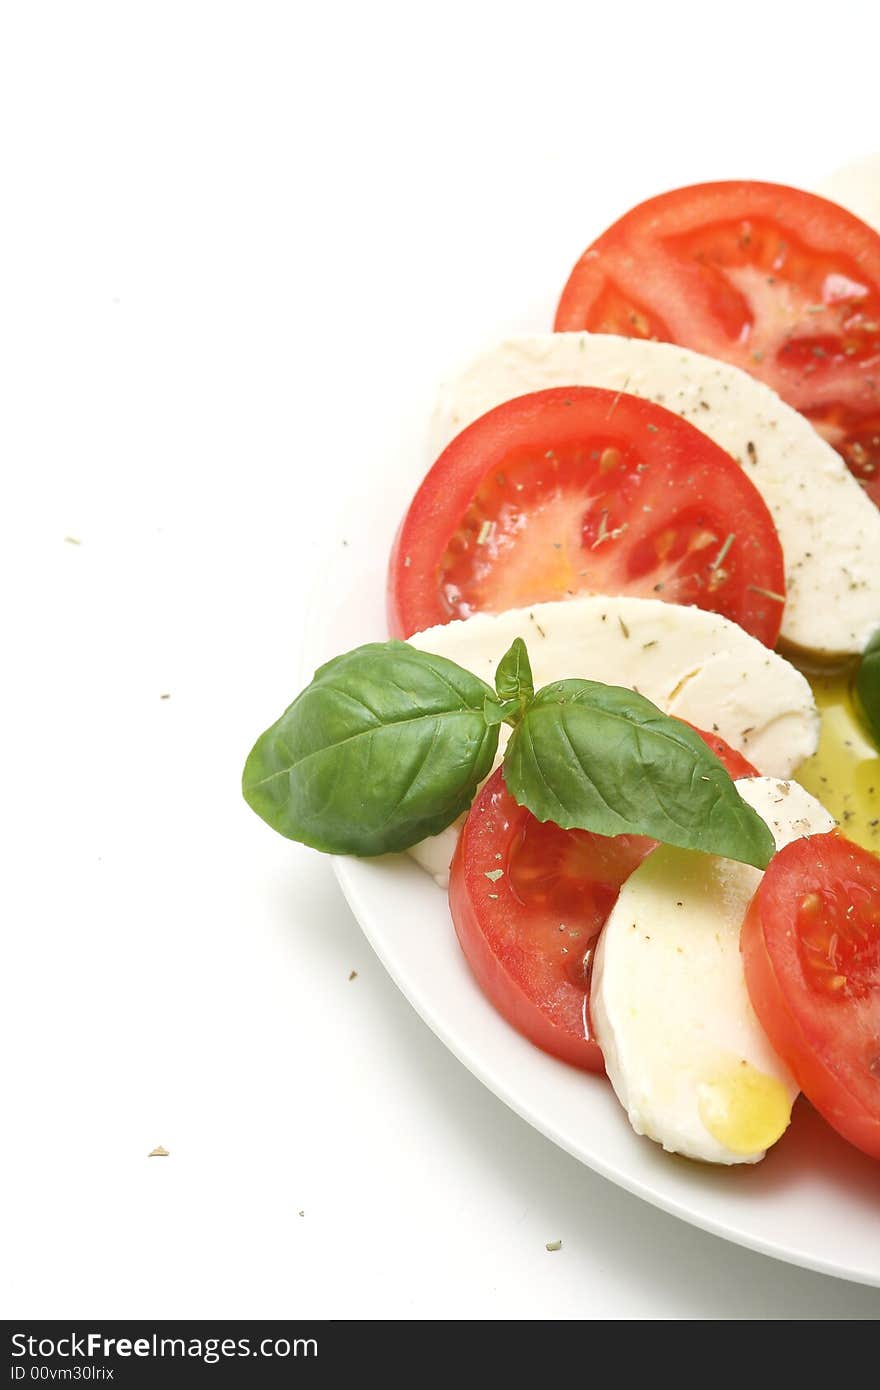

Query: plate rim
left=333, top=854, right=880, bottom=1288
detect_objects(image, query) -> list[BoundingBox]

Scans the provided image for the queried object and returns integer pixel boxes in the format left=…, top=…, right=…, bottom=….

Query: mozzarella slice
left=816, top=154, right=880, bottom=233
left=430, top=332, right=880, bottom=659
left=408, top=594, right=819, bottom=885
left=407, top=818, right=463, bottom=885
left=591, top=776, right=836, bottom=1165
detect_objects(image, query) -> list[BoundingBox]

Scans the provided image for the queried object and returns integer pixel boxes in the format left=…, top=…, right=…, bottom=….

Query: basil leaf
left=483, top=638, right=536, bottom=730
left=242, top=642, right=499, bottom=855
left=855, top=630, right=880, bottom=750
left=483, top=695, right=521, bottom=728
left=503, top=679, right=775, bottom=870
left=494, top=637, right=534, bottom=713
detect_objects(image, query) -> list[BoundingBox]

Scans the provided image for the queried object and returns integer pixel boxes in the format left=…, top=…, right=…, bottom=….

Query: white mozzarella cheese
left=816, top=154, right=880, bottom=233
left=429, top=332, right=880, bottom=659
left=407, top=594, right=819, bottom=885
left=411, top=595, right=817, bottom=775
left=406, top=819, right=463, bottom=889
left=591, top=776, right=836, bottom=1165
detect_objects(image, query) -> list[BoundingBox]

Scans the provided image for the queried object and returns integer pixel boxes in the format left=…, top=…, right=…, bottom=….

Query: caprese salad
left=244, top=172, right=880, bottom=1170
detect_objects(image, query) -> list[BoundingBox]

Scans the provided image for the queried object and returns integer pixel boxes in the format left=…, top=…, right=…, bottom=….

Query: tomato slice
left=689, top=724, right=758, bottom=780
left=554, top=181, right=880, bottom=505
left=388, top=387, right=785, bottom=645
left=450, top=728, right=757, bottom=1071
left=742, top=832, right=880, bottom=1159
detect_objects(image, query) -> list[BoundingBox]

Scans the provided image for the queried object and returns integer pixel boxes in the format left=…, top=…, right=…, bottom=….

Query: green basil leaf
left=483, top=695, right=521, bottom=728
left=242, top=642, right=499, bottom=855
left=494, top=636, right=534, bottom=714
left=855, top=630, right=880, bottom=750
left=483, top=640, right=536, bottom=731
left=503, top=679, right=775, bottom=870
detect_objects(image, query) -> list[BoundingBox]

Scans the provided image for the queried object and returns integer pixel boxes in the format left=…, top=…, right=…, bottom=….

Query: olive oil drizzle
left=795, top=662, right=880, bottom=855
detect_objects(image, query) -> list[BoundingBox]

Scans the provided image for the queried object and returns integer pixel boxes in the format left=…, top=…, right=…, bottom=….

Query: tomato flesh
left=449, top=766, right=651, bottom=1071
left=554, top=182, right=880, bottom=505
left=742, top=832, right=880, bottom=1159
left=687, top=724, right=757, bottom=780
left=450, top=728, right=757, bottom=1071
left=389, top=387, right=785, bottom=645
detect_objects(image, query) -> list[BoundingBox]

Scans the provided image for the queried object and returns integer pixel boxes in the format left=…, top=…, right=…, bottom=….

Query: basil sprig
left=243, top=637, right=774, bottom=869
left=855, top=630, right=880, bottom=750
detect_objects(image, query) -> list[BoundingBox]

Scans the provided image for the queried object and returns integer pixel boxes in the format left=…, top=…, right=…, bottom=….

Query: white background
left=3, top=1, right=880, bottom=1320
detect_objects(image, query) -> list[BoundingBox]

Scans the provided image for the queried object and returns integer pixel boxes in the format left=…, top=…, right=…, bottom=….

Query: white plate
left=303, top=355, right=880, bottom=1295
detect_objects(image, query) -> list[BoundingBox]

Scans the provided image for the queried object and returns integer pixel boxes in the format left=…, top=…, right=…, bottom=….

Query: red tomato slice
left=687, top=724, right=757, bottom=780
left=742, top=832, right=880, bottom=1159
left=554, top=181, right=880, bottom=505
left=449, top=728, right=757, bottom=1072
left=388, top=387, right=785, bottom=645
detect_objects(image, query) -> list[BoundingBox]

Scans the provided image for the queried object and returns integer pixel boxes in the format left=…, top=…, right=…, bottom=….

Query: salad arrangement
left=245, top=178, right=880, bottom=1170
